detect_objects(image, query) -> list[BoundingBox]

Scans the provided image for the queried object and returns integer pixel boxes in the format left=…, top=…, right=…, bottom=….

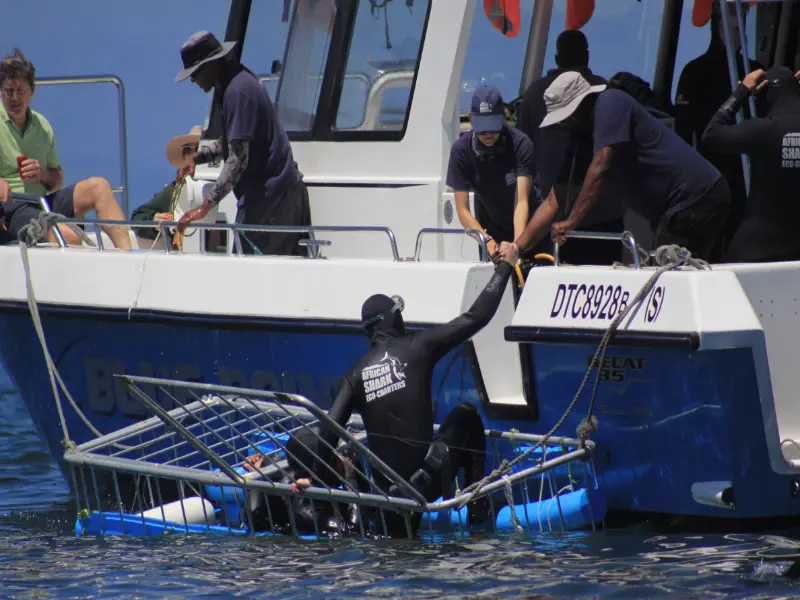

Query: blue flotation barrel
left=420, top=486, right=606, bottom=533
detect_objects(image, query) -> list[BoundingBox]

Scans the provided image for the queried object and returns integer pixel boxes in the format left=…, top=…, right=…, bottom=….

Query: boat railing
left=411, top=227, right=490, bottom=262
left=35, top=75, right=129, bottom=215
left=555, top=230, right=647, bottom=269
left=8, top=204, right=496, bottom=263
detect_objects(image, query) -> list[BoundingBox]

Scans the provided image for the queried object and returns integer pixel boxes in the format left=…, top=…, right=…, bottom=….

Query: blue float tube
left=76, top=511, right=318, bottom=540
left=420, top=487, right=606, bottom=533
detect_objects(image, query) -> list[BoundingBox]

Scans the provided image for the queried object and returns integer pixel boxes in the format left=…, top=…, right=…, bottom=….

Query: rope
left=502, top=475, right=523, bottom=533
left=454, top=244, right=709, bottom=509
left=17, top=218, right=131, bottom=451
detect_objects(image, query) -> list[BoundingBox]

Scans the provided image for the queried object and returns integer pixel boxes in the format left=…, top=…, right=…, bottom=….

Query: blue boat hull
left=1, top=302, right=798, bottom=520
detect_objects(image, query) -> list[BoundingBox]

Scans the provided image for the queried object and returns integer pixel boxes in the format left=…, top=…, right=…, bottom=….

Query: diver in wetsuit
left=702, top=67, right=800, bottom=263
left=304, top=244, right=520, bottom=537
left=246, top=427, right=366, bottom=536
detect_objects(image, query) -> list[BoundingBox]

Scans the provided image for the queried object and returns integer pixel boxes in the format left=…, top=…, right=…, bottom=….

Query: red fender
left=484, top=0, right=521, bottom=38
left=566, top=0, right=594, bottom=30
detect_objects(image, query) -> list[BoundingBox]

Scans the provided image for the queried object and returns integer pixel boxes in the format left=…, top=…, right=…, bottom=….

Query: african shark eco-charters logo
left=362, top=352, right=407, bottom=402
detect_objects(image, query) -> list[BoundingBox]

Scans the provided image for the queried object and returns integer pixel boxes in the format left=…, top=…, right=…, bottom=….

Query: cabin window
left=331, top=0, right=431, bottom=137
left=239, top=1, right=293, bottom=101
left=460, top=2, right=535, bottom=116
left=274, top=0, right=339, bottom=133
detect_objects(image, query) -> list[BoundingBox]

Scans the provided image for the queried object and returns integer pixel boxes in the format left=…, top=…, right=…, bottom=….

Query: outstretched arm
left=415, top=252, right=518, bottom=363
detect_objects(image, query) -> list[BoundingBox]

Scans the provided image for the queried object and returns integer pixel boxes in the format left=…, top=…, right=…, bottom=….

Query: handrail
left=35, top=75, right=129, bottom=215
left=9, top=192, right=67, bottom=247
left=37, top=217, right=401, bottom=260
left=553, top=230, right=644, bottom=269
left=411, top=228, right=490, bottom=262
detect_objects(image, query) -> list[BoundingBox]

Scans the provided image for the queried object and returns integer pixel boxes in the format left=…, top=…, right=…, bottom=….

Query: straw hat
left=165, top=125, right=203, bottom=169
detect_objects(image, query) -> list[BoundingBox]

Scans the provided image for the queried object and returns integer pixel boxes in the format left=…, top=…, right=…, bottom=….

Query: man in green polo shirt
left=0, top=48, right=130, bottom=248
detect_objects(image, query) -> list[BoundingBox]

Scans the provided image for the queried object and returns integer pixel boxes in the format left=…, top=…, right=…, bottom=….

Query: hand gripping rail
left=553, top=230, right=649, bottom=269
left=411, top=228, right=491, bottom=262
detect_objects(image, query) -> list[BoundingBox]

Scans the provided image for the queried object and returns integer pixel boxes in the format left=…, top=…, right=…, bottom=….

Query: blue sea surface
left=2, top=372, right=800, bottom=599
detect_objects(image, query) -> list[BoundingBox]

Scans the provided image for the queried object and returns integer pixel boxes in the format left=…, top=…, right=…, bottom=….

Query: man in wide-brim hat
left=130, top=126, right=201, bottom=240
left=174, top=30, right=311, bottom=256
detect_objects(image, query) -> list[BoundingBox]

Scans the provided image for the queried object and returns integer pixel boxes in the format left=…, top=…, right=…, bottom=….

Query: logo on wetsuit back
left=362, top=352, right=407, bottom=402
left=781, top=133, right=800, bottom=168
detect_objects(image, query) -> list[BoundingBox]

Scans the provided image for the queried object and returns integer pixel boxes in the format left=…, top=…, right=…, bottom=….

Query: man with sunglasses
left=299, top=243, right=520, bottom=537
left=446, top=85, right=534, bottom=259
left=499, top=71, right=730, bottom=263
left=174, top=31, right=311, bottom=256
left=131, top=126, right=201, bottom=240
left=0, top=48, right=131, bottom=248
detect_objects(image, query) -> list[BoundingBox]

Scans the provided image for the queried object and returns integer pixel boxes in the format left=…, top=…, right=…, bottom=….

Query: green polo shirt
left=0, top=103, right=61, bottom=196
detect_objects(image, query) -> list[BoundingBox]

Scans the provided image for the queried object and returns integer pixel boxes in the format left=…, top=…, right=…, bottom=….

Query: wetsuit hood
left=763, top=66, right=800, bottom=113
left=286, top=427, right=341, bottom=487
left=361, top=293, right=405, bottom=344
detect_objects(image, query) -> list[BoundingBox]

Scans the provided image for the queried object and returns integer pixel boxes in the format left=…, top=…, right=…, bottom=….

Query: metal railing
left=553, top=230, right=646, bottom=269
left=9, top=192, right=67, bottom=247
left=36, top=75, right=129, bottom=215
left=36, top=217, right=401, bottom=260
left=411, top=227, right=490, bottom=262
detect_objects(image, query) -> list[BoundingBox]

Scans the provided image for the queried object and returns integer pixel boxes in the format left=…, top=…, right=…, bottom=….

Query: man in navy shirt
left=174, top=31, right=311, bottom=255
left=446, top=85, right=534, bottom=259
left=503, top=72, right=730, bottom=262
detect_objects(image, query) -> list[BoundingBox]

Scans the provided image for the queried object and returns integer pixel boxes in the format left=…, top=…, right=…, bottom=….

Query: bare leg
left=47, top=223, right=82, bottom=246
left=72, top=177, right=131, bottom=249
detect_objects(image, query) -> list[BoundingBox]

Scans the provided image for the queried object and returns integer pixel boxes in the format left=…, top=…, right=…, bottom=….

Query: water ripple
left=3, top=380, right=800, bottom=598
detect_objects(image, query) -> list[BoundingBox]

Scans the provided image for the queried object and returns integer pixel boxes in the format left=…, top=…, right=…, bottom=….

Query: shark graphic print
left=361, top=351, right=408, bottom=402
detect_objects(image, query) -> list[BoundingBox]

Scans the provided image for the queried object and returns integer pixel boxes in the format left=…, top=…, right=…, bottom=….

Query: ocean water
left=3, top=380, right=800, bottom=599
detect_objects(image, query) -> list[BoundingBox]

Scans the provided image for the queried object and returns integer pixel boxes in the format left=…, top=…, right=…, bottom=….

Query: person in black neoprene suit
left=300, top=245, right=520, bottom=537
left=702, top=67, right=800, bottom=263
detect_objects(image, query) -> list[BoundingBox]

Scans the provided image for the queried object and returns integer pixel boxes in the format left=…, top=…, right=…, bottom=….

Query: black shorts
left=653, top=177, right=731, bottom=262
left=1, top=185, right=76, bottom=244
left=235, top=180, right=311, bottom=256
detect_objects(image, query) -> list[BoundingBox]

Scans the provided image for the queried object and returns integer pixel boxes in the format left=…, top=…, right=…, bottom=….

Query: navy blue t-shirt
left=446, top=127, right=534, bottom=243
left=593, top=89, right=721, bottom=226
left=223, top=68, right=302, bottom=207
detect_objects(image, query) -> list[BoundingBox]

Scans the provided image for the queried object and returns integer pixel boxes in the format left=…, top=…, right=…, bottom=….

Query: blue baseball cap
left=470, top=85, right=505, bottom=133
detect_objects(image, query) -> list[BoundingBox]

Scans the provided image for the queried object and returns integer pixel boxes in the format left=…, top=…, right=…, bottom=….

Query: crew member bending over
left=703, top=67, right=800, bottom=263
left=499, top=72, right=730, bottom=263
left=303, top=245, right=520, bottom=537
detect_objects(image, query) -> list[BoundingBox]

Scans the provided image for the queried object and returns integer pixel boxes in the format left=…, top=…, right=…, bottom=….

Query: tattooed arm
left=205, top=140, right=250, bottom=207
left=176, top=140, right=250, bottom=233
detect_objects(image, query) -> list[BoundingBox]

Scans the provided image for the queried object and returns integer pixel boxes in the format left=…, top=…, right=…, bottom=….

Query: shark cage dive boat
left=3, top=0, right=800, bottom=538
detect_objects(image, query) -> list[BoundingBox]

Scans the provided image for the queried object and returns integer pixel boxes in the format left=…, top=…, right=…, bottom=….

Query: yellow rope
left=170, top=177, right=187, bottom=252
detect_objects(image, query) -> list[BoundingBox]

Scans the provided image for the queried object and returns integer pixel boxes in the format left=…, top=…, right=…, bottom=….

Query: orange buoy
left=484, top=0, right=521, bottom=38
left=566, top=0, right=594, bottom=30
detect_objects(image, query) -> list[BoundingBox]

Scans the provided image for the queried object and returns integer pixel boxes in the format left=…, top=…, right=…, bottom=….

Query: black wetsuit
left=702, top=74, right=800, bottom=262
left=315, top=261, right=514, bottom=536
